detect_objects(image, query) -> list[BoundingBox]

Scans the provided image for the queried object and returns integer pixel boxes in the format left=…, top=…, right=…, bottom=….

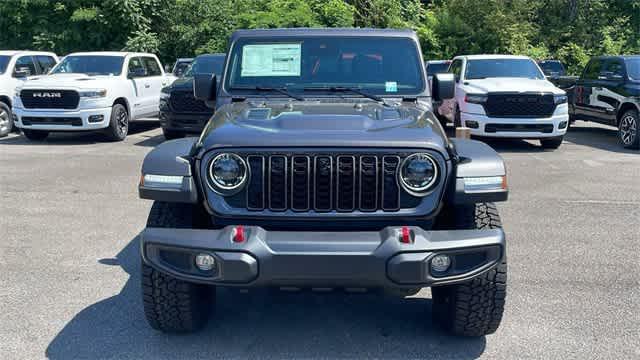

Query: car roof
left=592, top=55, right=640, bottom=61
left=65, top=51, right=157, bottom=57
left=230, top=28, right=418, bottom=41
left=0, top=50, right=57, bottom=57
left=176, top=58, right=194, bottom=62
left=458, top=54, right=532, bottom=60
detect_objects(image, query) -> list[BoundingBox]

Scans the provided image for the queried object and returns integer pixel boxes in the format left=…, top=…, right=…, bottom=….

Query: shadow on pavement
left=0, top=122, right=159, bottom=145
left=564, top=121, right=638, bottom=154
left=46, top=234, right=487, bottom=359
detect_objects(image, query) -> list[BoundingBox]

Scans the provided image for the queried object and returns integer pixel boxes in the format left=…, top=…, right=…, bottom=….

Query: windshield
left=186, top=56, right=225, bottom=76
left=626, top=58, right=640, bottom=80
left=538, top=61, right=565, bottom=76
left=173, top=61, right=192, bottom=76
left=225, top=36, right=425, bottom=95
left=465, top=58, right=544, bottom=80
left=0, top=55, right=11, bottom=74
left=51, top=55, right=124, bottom=76
left=426, top=62, right=450, bottom=76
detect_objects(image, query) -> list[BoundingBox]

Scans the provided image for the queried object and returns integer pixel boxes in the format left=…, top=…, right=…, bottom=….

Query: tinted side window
left=583, top=59, right=603, bottom=80
left=13, top=56, right=37, bottom=77
left=603, top=59, right=625, bottom=78
left=128, top=57, right=145, bottom=77
left=36, top=56, right=57, bottom=74
left=142, top=57, right=162, bottom=76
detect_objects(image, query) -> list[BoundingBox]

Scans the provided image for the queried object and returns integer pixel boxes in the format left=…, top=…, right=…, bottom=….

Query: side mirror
left=14, top=67, right=31, bottom=78
left=432, top=73, right=455, bottom=101
left=128, top=68, right=146, bottom=79
left=194, top=73, right=217, bottom=105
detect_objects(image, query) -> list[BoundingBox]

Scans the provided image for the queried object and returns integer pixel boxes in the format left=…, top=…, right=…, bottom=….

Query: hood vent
left=381, top=108, right=402, bottom=120
left=246, top=108, right=272, bottom=120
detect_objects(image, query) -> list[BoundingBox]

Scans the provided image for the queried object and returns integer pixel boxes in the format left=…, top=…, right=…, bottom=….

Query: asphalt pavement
left=1, top=121, right=638, bottom=359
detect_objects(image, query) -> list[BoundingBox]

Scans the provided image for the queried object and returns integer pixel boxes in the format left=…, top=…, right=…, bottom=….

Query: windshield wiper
left=301, top=86, right=389, bottom=105
left=230, top=85, right=304, bottom=101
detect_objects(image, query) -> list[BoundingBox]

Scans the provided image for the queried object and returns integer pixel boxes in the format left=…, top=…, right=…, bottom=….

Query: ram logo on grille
left=32, top=92, right=62, bottom=98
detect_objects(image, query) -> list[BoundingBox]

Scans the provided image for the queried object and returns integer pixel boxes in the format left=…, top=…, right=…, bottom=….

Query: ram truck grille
left=240, top=154, right=410, bottom=212
left=484, top=93, right=556, bottom=118
left=170, top=91, right=210, bottom=113
left=20, top=90, right=80, bottom=110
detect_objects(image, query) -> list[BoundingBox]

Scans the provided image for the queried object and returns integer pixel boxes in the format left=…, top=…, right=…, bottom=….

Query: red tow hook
left=233, top=226, right=245, bottom=243
left=400, top=226, right=414, bottom=244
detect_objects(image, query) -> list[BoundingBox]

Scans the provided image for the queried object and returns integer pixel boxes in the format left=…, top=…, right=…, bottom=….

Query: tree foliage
left=0, top=0, right=638, bottom=73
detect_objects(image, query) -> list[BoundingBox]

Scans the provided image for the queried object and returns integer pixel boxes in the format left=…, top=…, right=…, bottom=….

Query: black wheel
left=22, top=129, right=49, bottom=141
left=432, top=203, right=507, bottom=337
left=162, top=127, right=184, bottom=140
left=142, top=202, right=214, bottom=333
left=0, top=102, right=13, bottom=137
left=540, top=136, right=563, bottom=150
left=618, top=109, right=639, bottom=149
left=104, top=104, right=129, bottom=141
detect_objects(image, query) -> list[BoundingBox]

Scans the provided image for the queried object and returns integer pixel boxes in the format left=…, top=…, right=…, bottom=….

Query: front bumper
left=14, top=106, right=112, bottom=131
left=460, top=111, right=568, bottom=138
left=141, top=226, right=505, bottom=288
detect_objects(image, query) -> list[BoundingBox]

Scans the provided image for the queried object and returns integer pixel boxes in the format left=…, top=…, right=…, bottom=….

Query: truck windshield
left=538, top=61, right=565, bottom=76
left=626, top=58, right=640, bottom=80
left=465, top=58, right=544, bottom=80
left=51, top=55, right=124, bottom=76
left=0, top=55, right=10, bottom=74
left=426, top=62, right=450, bottom=76
left=186, top=56, right=225, bottom=76
left=225, top=36, right=425, bottom=96
left=173, top=61, right=192, bottom=76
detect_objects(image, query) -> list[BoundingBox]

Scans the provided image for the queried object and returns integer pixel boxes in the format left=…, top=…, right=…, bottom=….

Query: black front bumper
left=141, top=226, right=505, bottom=289
left=159, top=110, right=211, bottom=133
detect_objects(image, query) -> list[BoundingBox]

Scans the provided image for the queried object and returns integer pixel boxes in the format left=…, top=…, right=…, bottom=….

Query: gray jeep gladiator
left=138, top=28, right=509, bottom=337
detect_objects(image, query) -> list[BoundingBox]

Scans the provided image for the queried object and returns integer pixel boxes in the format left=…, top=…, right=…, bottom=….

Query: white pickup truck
left=13, top=51, right=171, bottom=141
left=438, top=55, right=569, bottom=149
left=0, top=51, right=59, bottom=137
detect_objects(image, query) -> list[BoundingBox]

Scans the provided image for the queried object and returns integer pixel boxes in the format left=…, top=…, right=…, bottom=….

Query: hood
left=165, top=76, right=194, bottom=91
left=463, top=77, right=564, bottom=94
left=197, top=100, right=449, bottom=157
left=19, top=73, right=121, bottom=90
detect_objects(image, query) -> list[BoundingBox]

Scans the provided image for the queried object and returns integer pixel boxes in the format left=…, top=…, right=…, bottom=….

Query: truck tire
left=540, top=136, right=563, bottom=149
left=142, top=202, right=214, bottom=333
left=104, top=104, right=129, bottom=141
left=162, top=127, right=184, bottom=140
left=22, top=129, right=49, bottom=141
left=618, top=109, right=639, bottom=149
left=0, top=102, right=13, bottom=137
left=432, top=203, right=507, bottom=337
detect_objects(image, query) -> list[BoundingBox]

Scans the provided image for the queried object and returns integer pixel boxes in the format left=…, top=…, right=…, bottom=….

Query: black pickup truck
left=564, top=56, right=640, bottom=149
left=138, top=28, right=510, bottom=336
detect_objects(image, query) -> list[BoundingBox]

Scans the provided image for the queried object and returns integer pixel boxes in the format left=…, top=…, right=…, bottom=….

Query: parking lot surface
left=1, top=121, right=638, bottom=359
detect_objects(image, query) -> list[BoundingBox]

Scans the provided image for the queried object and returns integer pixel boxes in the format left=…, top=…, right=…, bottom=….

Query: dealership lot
left=0, top=122, right=638, bottom=359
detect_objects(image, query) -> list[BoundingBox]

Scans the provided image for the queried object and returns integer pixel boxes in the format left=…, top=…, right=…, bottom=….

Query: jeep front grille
left=242, top=154, right=405, bottom=212
left=20, top=89, right=80, bottom=110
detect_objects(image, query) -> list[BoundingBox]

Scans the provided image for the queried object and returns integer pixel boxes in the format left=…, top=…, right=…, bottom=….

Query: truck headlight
left=464, top=94, right=488, bottom=104
left=209, top=153, right=247, bottom=193
left=399, top=153, right=438, bottom=196
left=79, top=89, right=107, bottom=98
left=554, top=94, right=567, bottom=104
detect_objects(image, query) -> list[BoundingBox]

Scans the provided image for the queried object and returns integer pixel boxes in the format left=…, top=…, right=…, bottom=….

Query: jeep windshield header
left=225, top=36, right=426, bottom=96
left=465, top=58, right=545, bottom=80
left=51, top=55, right=124, bottom=76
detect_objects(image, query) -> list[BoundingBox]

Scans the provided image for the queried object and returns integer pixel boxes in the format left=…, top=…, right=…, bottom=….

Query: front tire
left=0, top=102, right=13, bottom=137
left=142, top=202, right=214, bottom=333
left=22, top=129, right=49, bottom=141
left=104, top=104, right=129, bottom=141
left=540, top=136, right=563, bottom=149
left=432, top=203, right=507, bottom=336
left=618, top=109, right=639, bottom=149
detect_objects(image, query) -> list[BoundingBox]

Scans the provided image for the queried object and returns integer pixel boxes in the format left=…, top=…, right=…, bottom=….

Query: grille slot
left=314, top=156, right=333, bottom=211
left=246, top=156, right=265, bottom=210
left=169, top=90, right=210, bottom=113
left=484, top=93, right=556, bottom=118
left=291, top=156, right=311, bottom=211
left=22, top=117, right=82, bottom=126
left=20, top=89, right=79, bottom=110
left=336, top=156, right=356, bottom=211
left=359, top=156, right=378, bottom=211
left=268, top=156, right=287, bottom=211
left=382, top=156, right=401, bottom=210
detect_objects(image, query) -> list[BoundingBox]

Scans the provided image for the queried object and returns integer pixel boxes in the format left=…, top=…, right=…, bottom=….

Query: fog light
left=559, top=121, right=568, bottom=129
left=431, top=254, right=451, bottom=273
left=88, top=115, right=104, bottom=123
left=195, top=253, right=216, bottom=271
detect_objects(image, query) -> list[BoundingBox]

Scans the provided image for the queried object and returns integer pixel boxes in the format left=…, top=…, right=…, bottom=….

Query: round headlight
left=209, top=153, right=247, bottom=192
left=399, top=153, right=438, bottom=196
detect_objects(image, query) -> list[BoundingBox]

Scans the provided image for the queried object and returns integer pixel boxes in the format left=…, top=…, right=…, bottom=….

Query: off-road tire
left=618, top=108, right=639, bottom=149
left=142, top=202, right=214, bottom=333
left=22, top=129, right=49, bottom=141
left=540, top=136, right=563, bottom=150
left=0, top=101, right=13, bottom=137
left=104, top=103, right=129, bottom=141
left=162, top=127, right=184, bottom=140
left=432, top=202, right=507, bottom=337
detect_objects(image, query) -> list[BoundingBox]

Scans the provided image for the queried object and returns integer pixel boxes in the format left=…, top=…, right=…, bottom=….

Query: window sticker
left=385, top=81, right=398, bottom=92
left=241, top=43, right=301, bottom=77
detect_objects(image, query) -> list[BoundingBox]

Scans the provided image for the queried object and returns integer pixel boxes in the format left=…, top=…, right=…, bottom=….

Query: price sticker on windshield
left=385, top=81, right=398, bottom=92
left=241, top=43, right=301, bottom=77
